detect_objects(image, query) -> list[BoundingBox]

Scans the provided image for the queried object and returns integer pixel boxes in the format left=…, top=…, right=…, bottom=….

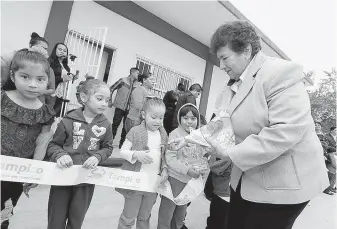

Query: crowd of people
left=0, top=20, right=335, bottom=229
left=316, top=124, right=337, bottom=195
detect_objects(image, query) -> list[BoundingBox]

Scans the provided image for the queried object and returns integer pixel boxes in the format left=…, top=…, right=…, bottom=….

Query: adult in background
left=325, top=126, right=336, bottom=152
left=48, top=43, right=73, bottom=116
left=109, top=67, right=140, bottom=148
left=125, top=72, right=155, bottom=133
left=324, top=126, right=337, bottom=194
left=163, top=83, right=185, bottom=134
left=204, top=20, right=329, bottom=229
left=172, top=83, right=202, bottom=130
left=1, top=32, right=55, bottom=105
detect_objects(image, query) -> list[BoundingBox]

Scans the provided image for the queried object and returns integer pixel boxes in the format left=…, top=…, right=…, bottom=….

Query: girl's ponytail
left=75, top=74, right=98, bottom=105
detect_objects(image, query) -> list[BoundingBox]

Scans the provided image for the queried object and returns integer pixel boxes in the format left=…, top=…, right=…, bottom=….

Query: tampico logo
left=0, top=162, right=44, bottom=175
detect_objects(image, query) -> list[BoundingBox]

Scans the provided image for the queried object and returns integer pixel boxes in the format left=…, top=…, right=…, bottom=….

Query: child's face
left=181, top=111, right=198, bottom=132
left=142, top=106, right=165, bottom=131
left=11, top=61, right=49, bottom=99
left=82, top=86, right=110, bottom=115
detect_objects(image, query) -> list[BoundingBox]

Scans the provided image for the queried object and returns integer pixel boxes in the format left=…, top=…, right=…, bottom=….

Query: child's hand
left=187, top=167, right=200, bottom=179
left=134, top=150, right=152, bottom=164
left=168, top=137, right=187, bottom=151
left=83, top=156, right=99, bottom=169
left=22, top=183, right=38, bottom=198
left=57, top=155, right=73, bottom=168
left=159, top=168, right=169, bottom=185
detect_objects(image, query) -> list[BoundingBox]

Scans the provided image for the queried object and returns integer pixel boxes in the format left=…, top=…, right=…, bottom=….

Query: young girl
left=1, top=32, right=55, bottom=105
left=158, top=103, right=209, bottom=229
left=125, top=73, right=155, bottom=133
left=47, top=78, right=113, bottom=229
left=117, top=97, right=168, bottom=229
left=1, top=49, right=55, bottom=229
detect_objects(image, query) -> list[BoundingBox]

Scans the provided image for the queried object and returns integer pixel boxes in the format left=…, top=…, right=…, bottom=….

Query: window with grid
left=136, top=55, right=193, bottom=99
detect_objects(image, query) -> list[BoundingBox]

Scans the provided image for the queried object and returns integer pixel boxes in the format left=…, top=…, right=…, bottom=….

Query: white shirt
left=230, top=54, right=257, bottom=94
left=120, top=130, right=162, bottom=174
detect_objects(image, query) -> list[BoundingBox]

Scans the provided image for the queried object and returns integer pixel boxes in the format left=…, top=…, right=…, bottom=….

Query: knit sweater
left=116, top=121, right=168, bottom=195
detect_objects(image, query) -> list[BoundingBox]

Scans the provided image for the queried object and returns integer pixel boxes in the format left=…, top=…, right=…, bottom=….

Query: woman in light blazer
left=204, top=21, right=329, bottom=229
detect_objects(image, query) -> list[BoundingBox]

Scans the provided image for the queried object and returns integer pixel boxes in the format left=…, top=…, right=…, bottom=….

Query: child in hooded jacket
left=117, top=97, right=168, bottom=229
left=157, top=103, right=209, bottom=229
left=47, top=78, right=113, bottom=229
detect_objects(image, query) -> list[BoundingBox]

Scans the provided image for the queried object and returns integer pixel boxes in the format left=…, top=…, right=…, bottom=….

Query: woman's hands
left=203, top=137, right=230, bottom=160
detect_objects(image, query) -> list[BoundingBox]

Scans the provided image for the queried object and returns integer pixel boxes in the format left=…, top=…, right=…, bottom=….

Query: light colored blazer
left=215, top=51, right=329, bottom=204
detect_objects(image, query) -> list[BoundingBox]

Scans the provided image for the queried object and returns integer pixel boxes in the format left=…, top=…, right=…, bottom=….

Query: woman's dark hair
left=48, top=43, right=70, bottom=72
left=3, top=49, right=50, bottom=91
left=179, top=104, right=199, bottom=126
left=29, top=32, right=48, bottom=47
left=210, top=20, right=261, bottom=56
left=138, top=73, right=151, bottom=84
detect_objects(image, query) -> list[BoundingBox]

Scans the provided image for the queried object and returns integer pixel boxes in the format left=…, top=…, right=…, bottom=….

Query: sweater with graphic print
left=47, top=108, right=113, bottom=165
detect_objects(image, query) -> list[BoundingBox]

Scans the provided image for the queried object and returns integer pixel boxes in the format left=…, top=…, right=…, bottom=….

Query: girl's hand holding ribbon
left=83, top=156, right=99, bottom=169
left=57, top=155, right=73, bottom=168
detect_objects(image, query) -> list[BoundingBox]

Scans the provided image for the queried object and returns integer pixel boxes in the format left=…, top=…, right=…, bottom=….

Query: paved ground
left=7, top=176, right=337, bottom=229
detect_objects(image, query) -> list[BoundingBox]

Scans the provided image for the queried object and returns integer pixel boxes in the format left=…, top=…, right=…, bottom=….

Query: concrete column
left=44, top=0, right=74, bottom=53
left=199, top=54, right=214, bottom=117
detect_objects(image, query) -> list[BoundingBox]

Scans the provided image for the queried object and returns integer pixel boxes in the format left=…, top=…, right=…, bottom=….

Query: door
left=63, top=27, right=108, bottom=112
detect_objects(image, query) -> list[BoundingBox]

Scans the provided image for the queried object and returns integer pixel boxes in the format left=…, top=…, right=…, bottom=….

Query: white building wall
left=206, top=66, right=229, bottom=121
left=68, top=1, right=206, bottom=88
left=1, top=1, right=52, bottom=53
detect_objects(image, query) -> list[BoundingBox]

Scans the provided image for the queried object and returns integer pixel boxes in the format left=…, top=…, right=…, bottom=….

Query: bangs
left=11, top=49, right=50, bottom=77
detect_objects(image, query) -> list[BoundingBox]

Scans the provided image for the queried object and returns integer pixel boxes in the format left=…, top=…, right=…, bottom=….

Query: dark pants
left=48, top=184, right=95, bottom=229
left=225, top=181, right=308, bottom=229
left=112, top=108, right=129, bottom=148
left=1, top=181, right=23, bottom=229
left=204, top=172, right=215, bottom=201
left=206, top=195, right=229, bottom=229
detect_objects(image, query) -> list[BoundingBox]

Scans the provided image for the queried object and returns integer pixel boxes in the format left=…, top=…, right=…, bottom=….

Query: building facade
left=1, top=0, right=313, bottom=121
